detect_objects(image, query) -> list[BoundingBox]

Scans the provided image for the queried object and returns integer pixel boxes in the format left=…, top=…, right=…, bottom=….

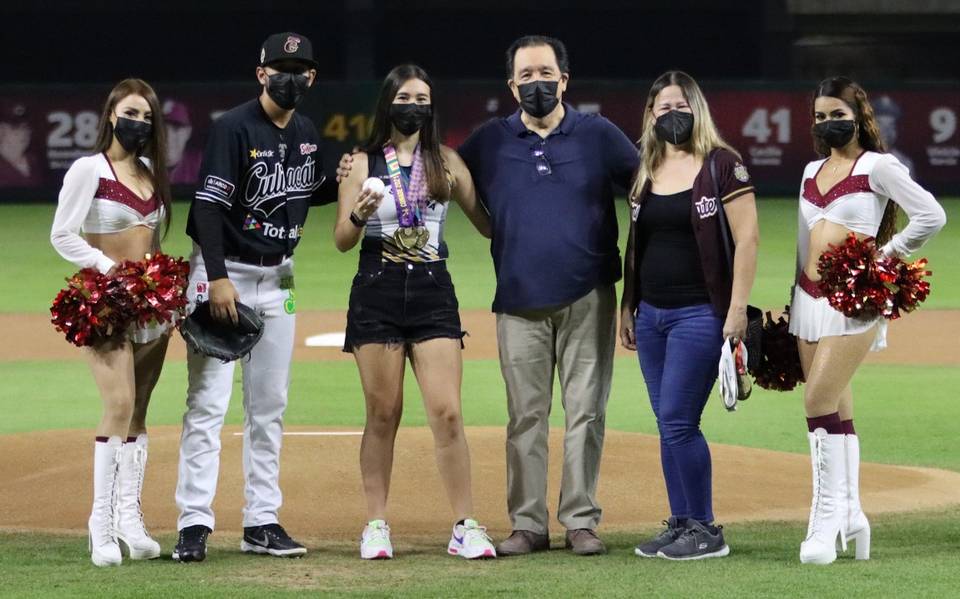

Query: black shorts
left=343, top=260, right=466, bottom=352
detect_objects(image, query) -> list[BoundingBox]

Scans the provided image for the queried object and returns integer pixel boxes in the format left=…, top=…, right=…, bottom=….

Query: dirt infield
left=3, top=425, right=960, bottom=538
left=3, top=309, right=959, bottom=540
left=3, top=308, right=959, bottom=364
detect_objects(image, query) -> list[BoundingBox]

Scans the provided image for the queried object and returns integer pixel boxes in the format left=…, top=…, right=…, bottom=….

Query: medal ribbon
left=383, top=143, right=424, bottom=228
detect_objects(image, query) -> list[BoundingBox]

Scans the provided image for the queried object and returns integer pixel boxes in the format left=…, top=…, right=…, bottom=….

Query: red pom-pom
left=114, top=253, right=190, bottom=326
left=752, top=306, right=805, bottom=392
left=883, top=257, right=932, bottom=320
left=50, top=269, right=138, bottom=347
left=816, top=233, right=895, bottom=319
left=816, top=233, right=933, bottom=320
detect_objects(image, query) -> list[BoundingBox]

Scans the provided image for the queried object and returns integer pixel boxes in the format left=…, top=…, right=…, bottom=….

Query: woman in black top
left=621, top=71, right=759, bottom=560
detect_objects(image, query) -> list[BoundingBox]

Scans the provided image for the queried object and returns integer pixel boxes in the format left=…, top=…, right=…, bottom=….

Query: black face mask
left=113, top=117, right=152, bottom=153
left=653, top=110, right=695, bottom=145
left=813, top=119, right=856, bottom=148
left=517, top=80, right=560, bottom=118
left=389, top=103, right=433, bottom=136
left=266, top=72, right=310, bottom=110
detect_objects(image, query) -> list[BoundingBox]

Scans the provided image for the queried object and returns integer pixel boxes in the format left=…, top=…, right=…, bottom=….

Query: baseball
left=362, top=177, right=385, bottom=195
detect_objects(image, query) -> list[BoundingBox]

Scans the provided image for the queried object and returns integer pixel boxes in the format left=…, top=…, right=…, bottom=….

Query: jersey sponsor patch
left=243, top=213, right=262, bottom=231
left=734, top=162, right=750, bottom=183
left=249, top=149, right=275, bottom=159
left=203, top=175, right=236, bottom=199
left=695, top=195, right=718, bottom=219
left=299, top=142, right=317, bottom=155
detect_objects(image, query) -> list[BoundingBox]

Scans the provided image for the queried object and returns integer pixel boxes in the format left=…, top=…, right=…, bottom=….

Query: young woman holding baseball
left=334, top=64, right=495, bottom=560
left=50, top=78, right=173, bottom=567
left=620, top=70, right=759, bottom=561
left=791, top=76, right=945, bottom=565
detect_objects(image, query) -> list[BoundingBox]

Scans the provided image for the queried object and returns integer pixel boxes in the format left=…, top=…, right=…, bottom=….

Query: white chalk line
left=231, top=431, right=362, bottom=437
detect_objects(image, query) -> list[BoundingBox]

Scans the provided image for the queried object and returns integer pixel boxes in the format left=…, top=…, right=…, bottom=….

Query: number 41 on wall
left=742, top=108, right=791, bottom=144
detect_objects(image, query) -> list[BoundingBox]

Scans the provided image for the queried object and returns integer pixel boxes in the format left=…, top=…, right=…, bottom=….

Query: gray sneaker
left=634, top=517, right=687, bottom=557
left=657, top=520, right=730, bottom=560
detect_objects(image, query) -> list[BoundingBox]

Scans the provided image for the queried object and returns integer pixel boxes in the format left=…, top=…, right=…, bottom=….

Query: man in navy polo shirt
left=458, top=35, right=639, bottom=556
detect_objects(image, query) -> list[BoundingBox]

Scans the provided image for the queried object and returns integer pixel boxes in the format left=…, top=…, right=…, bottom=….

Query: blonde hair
left=629, top=70, right=739, bottom=203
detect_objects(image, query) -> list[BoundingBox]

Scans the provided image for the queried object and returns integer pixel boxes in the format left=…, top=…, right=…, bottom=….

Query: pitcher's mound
left=3, top=426, right=960, bottom=538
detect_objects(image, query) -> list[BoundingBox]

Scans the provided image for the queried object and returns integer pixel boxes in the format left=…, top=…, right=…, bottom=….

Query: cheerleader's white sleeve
left=49, top=158, right=116, bottom=273
left=869, top=154, right=947, bottom=258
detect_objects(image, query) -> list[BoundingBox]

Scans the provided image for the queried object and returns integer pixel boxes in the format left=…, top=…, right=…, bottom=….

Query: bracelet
left=349, top=211, right=367, bottom=228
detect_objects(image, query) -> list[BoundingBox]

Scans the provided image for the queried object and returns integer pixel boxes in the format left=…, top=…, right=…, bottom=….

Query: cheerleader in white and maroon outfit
left=791, top=77, right=945, bottom=565
left=50, top=79, right=173, bottom=567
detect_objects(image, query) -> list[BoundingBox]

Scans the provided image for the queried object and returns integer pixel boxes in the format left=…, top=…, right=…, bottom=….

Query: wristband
left=349, top=211, right=367, bottom=228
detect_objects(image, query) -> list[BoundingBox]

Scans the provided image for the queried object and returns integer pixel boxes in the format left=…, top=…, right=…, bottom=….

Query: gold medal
left=395, top=227, right=420, bottom=250
left=414, top=226, right=430, bottom=250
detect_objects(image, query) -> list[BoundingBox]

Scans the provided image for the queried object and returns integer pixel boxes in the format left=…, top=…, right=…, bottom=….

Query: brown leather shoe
left=565, top=529, right=606, bottom=555
left=496, top=530, right=550, bottom=556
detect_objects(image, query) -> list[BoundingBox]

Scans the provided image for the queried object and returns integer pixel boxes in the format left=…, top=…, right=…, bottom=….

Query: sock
left=95, top=436, right=109, bottom=443
left=806, top=412, right=843, bottom=434
left=126, top=436, right=137, bottom=443
left=456, top=519, right=466, bottom=527
left=841, top=419, right=856, bottom=435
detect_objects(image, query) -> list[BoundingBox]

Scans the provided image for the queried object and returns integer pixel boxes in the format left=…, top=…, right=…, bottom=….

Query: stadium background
left=0, top=1, right=957, bottom=596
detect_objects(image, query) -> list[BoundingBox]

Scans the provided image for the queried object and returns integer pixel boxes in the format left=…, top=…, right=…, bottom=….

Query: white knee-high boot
left=800, top=429, right=847, bottom=565
left=116, top=435, right=161, bottom=559
left=844, top=434, right=871, bottom=560
left=89, top=437, right=123, bottom=567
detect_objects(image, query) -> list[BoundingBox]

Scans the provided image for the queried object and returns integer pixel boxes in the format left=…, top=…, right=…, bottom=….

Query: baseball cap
left=259, top=32, right=318, bottom=70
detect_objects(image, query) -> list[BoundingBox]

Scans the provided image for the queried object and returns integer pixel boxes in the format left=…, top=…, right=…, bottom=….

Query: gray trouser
left=496, top=285, right=617, bottom=534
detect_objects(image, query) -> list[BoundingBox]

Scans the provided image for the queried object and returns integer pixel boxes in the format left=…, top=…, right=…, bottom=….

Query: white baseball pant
left=175, top=248, right=297, bottom=531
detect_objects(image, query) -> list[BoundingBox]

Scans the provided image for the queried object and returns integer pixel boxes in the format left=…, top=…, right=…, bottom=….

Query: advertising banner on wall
left=1, top=81, right=956, bottom=199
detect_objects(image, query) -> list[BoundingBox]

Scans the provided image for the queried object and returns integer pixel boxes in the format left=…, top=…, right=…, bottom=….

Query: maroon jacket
left=630, top=148, right=754, bottom=317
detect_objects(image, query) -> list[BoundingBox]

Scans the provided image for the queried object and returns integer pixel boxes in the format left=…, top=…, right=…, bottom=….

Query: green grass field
left=0, top=199, right=957, bottom=597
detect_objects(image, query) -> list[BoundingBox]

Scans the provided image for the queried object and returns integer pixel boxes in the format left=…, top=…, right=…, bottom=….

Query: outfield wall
left=1, top=81, right=957, bottom=199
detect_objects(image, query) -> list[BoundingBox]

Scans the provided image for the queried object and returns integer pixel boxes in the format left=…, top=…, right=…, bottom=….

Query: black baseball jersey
left=186, top=98, right=325, bottom=258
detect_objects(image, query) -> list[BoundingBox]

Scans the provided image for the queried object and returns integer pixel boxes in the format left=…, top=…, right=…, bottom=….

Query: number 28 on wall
left=47, top=111, right=99, bottom=149
left=741, top=108, right=791, bottom=144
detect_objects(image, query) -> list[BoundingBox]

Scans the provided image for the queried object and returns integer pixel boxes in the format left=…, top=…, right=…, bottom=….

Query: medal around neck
left=383, top=143, right=430, bottom=251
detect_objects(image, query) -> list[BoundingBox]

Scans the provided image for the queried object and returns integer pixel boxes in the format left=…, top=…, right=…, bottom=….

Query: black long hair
left=361, top=64, right=449, bottom=201
left=93, top=78, right=172, bottom=237
left=812, top=76, right=897, bottom=245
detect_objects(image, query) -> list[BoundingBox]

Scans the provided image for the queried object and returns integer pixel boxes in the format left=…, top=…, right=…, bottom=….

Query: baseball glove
left=179, top=301, right=264, bottom=362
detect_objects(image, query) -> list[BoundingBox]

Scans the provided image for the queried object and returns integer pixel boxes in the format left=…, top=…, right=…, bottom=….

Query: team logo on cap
left=284, top=36, right=301, bottom=53
left=260, top=48, right=266, bottom=64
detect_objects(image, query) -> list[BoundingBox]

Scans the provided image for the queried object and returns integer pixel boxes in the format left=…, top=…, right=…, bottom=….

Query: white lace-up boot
left=116, top=435, right=161, bottom=559
left=89, top=437, right=122, bottom=567
left=800, top=429, right=848, bottom=565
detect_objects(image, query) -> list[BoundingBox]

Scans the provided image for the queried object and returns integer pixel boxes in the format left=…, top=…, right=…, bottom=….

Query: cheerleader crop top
left=796, top=151, right=946, bottom=277
left=50, top=153, right=163, bottom=273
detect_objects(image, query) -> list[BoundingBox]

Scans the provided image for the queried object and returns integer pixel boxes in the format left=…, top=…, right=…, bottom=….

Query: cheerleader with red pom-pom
left=790, top=77, right=945, bottom=566
left=49, top=79, right=176, bottom=567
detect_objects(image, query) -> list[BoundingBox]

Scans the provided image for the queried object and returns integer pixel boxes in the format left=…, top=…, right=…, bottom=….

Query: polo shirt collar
left=508, top=102, right=579, bottom=137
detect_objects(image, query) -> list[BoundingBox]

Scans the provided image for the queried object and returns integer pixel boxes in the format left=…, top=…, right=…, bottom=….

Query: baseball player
left=173, top=32, right=330, bottom=562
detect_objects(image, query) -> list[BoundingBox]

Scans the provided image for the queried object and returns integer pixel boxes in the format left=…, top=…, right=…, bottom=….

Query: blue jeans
left=634, top=301, right=723, bottom=523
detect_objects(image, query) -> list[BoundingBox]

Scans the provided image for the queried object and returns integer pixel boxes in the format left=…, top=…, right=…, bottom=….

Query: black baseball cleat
left=241, top=523, right=307, bottom=557
left=657, top=520, right=730, bottom=560
left=172, top=525, right=211, bottom=563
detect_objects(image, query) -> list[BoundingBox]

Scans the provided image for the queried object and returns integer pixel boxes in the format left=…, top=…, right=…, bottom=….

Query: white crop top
left=50, top=153, right=163, bottom=273
left=796, top=151, right=946, bottom=277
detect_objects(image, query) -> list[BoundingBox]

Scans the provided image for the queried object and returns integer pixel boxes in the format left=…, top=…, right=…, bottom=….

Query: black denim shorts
left=343, top=259, right=466, bottom=352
